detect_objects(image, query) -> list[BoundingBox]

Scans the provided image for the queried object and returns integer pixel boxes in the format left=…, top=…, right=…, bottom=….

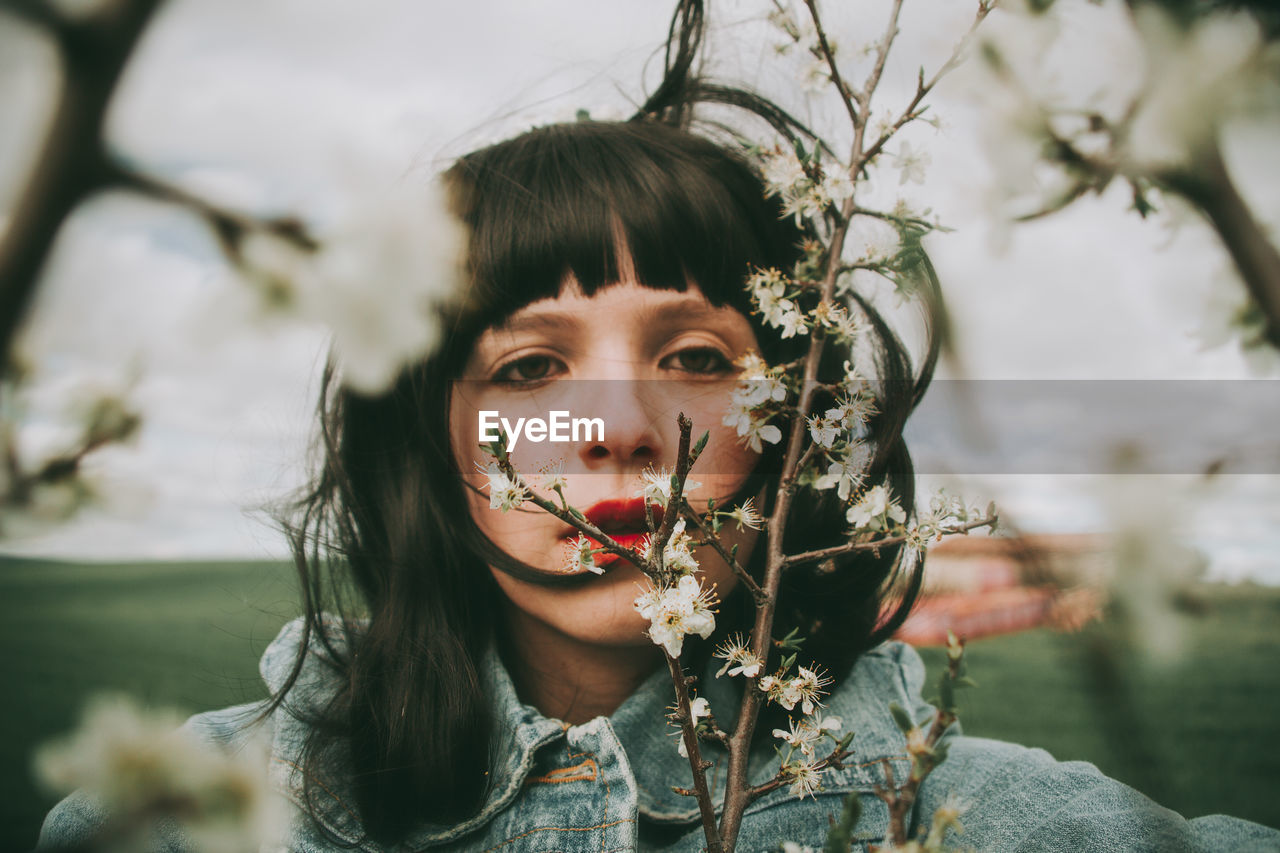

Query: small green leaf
left=823, top=790, right=862, bottom=852
left=889, top=702, right=915, bottom=735
left=693, top=430, right=709, bottom=456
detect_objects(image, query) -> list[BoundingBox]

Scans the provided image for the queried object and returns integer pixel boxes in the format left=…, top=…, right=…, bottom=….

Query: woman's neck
left=498, top=602, right=663, bottom=725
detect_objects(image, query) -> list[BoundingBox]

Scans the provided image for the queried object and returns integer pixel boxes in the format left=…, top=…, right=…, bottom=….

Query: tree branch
left=781, top=515, right=997, bottom=569
left=489, top=452, right=650, bottom=573
left=801, top=0, right=858, bottom=128
left=666, top=650, right=723, bottom=853
left=679, top=498, right=768, bottom=605
left=0, top=0, right=166, bottom=366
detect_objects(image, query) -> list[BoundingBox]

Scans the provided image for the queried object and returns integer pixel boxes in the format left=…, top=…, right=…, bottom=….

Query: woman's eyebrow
left=492, top=312, right=580, bottom=335
left=642, top=298, right=741, bottom=329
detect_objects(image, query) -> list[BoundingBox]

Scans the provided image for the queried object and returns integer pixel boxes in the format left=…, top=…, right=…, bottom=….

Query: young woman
left=38, top=7, right=1280, bottom=853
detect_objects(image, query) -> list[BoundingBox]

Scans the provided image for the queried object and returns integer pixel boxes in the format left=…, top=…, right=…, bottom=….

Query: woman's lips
left=568, top=498, right=666, bottom=569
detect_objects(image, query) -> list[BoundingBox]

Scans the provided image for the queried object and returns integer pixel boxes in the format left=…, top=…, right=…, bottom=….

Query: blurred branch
left=1162, top=141, right=1280, bottom=348
left=0, top=0, right=165, bottom=365
left=103, top=162, right=319, bottom=259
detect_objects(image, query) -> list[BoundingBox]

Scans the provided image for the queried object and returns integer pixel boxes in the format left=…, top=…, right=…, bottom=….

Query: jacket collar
left=259, top=619, right=923, bottom=845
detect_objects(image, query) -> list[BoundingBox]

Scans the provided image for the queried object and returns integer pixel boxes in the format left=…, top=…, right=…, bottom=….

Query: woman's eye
left=664, top=347, right=733, bottom=375
left=493, top=355, right=561, bottom=385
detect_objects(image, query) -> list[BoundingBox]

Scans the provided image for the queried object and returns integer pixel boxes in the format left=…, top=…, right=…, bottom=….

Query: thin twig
left=856, top=0, right=905, bottom=115
left=745, top=744, right=852, bottom=802
left=801, top=0, right=858, bottom=128
left=104, top=161, right=320, bottom=253
left=856, top=1, right=993, bottom=173
left=679, top=498, right=768, bottom=605
left=667, top=650, right=723, bottom=853
left=849, top=205, right=949, bottom=232
left=654, top=414, right=697, bottom=581
left=782, top=515, right=997, bottom=569
left=490, top=454, right=650, bottom=573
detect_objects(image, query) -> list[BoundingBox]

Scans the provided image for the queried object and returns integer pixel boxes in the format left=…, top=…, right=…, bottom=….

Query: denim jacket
left=40, top=618, right=1279, bottom=852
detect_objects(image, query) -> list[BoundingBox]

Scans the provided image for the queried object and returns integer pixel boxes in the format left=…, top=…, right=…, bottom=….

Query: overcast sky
left=0, top=0, right=1276, bottom=580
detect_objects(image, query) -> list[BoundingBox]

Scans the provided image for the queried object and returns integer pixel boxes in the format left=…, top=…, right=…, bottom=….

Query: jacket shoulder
left=915, top=734, right=1280, bottom=852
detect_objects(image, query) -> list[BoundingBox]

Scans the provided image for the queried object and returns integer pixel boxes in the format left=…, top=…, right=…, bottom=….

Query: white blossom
left=751, top=271, right=793, bottom=327
left=791, top=666, right=832, bottom=715
left=893, top=141, right=931, bottom=186
left=634, top=574, right=718, bottom=658
left=820, top=169, right=855, bottom=204
left=240, top=168, right=467, bottom=395
left=475, top=461, right=526, bottom=512
left=676, top=696, right=712, bottom=757
left=781, top=187, right=826, bottom=226
left=807, top=415, right=841, bottom=449
left=636, top=466, right=701, bottom=506
left=723, top=497, right=764, bottom=531
left=827, top=393, right=877, bottom=430
left=734, top=350, right=770, bottom=379
left=760, top=147, right=809, bottom=196
left=641, top=518, right=701, bottom=575
left=777, top=306, right=810, bottom=338
left=538, top=459, right=568, bottom=493
left=783, top=757, right=824, bottom=799
left=781, top=844, right=816, bottom=853
left=846, top=483, right=907, bottom=531
left=774, top=713, right=842, bottom=757
left=729, top=372, right=789, bottom=410
left=812, top=300, right=864, bottom=341
left=801, top=56, right=833, bottom=95
left=1125, top=6, right=1265, bottom=171
left=760, top=669, right=830, bottom=714
left=34, top=694, right=287, bottom=853
left=566, top=535, right=603, bottom=575
left=814, top=446, right=865, bottom=502
left=714, top=634, right=765, bottom=678
left=729, top=416, right=783, bottom=453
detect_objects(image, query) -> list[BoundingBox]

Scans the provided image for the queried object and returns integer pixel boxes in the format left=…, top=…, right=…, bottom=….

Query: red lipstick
left=570, top=498, right=665, bottom=569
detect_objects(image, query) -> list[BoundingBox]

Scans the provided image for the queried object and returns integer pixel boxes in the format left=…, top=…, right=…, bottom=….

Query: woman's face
left=449, top=275, right=764, bottom=650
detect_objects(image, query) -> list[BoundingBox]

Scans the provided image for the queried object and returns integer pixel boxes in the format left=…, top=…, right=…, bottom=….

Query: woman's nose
left=573, top=377, right=667, bottom=470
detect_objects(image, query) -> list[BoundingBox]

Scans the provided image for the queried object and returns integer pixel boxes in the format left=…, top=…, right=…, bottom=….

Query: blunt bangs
left=444, top=121, right=803, bottom=348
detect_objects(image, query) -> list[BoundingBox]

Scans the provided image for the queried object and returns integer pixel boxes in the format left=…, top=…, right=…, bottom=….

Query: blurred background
left=1, top=0, right=1277, bottom=848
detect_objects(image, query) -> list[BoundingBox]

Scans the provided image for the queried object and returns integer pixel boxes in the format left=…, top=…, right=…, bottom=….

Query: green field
left=2, top=558, right=1277, bottom=850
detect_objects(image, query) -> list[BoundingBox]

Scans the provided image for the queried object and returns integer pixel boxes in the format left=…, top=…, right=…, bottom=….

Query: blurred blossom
left=1124, top=6, right=1266, bottom=173
left=0, top=369, right=141, bottom=538
left=1099, top=461, right=1204, bottom=664
left=34, top=694, right=287, bottom=852
left=239, top=157, right=467, bottom=395
left=893, top=141, right=931, bottom=186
